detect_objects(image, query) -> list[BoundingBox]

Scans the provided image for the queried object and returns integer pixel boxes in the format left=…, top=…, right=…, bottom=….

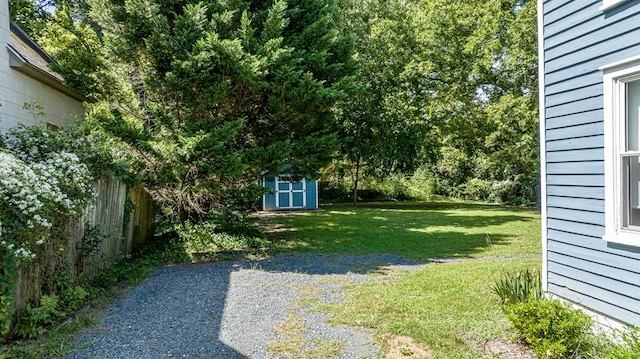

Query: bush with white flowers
left=0, top=126, right=94, bottom=263
left=0, top=150, right=93, bottom=262
left=0, top=123, right=137, bottom=339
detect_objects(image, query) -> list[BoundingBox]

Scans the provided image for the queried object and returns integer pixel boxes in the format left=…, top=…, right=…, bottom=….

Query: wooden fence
left=13, top=178, right=154, bottom=310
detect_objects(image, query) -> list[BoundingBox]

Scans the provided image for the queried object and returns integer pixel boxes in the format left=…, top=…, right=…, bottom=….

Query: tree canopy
left=10, top=0, right=539, bottom=211
left=334, top=0, right=538, bottom=204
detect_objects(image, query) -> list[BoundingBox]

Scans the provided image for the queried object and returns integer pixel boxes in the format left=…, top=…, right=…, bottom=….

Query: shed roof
left=6, top=21, right=86, bottom=102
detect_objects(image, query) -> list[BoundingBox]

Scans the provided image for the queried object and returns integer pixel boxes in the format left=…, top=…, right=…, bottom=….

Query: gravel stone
left=65, top=254, right=423, bottom=359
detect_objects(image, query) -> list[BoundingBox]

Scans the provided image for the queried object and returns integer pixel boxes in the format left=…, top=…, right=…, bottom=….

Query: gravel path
left=64, top=254, right=424, bottom=359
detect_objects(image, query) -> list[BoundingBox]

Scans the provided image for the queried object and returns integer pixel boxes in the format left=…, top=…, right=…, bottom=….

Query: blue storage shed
left=261, top=174, right=318, bottom=211
left=539, top=0, right=640, bottom=328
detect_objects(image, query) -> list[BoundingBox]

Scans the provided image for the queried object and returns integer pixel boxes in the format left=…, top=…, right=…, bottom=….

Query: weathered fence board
left=13, top=179, right=154, bottom=310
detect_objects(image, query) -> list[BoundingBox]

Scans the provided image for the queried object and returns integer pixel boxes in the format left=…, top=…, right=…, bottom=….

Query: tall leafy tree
left=334, top=0, right=537, bottom=204
left=421, top=0, right=538, bottom=203
left=337, top=0, right=430, bottom=205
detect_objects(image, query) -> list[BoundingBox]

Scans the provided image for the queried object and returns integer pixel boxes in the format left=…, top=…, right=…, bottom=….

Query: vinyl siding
left=0, top=4, right=84, bottom=130
left=542, top=0, right=640, bottom=326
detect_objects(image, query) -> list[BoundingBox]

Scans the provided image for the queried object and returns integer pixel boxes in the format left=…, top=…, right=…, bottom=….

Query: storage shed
left=539, top=0, right=640, bottom=328
left=261, top=174, right=318, bottom=211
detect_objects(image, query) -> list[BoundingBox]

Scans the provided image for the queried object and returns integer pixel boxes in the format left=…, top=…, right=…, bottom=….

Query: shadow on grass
left=261, top=201, right=540, bottom=260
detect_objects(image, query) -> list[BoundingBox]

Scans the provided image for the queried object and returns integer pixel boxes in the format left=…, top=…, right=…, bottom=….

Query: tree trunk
left=352, top=156, right=361, bottom=207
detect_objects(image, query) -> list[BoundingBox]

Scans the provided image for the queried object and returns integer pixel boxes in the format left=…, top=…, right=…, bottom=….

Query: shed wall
left=542, top=0, right=640, bottom=326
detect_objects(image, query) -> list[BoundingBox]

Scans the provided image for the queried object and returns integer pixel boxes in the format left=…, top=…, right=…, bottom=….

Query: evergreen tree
left=88, top=0, right=357, bottom=217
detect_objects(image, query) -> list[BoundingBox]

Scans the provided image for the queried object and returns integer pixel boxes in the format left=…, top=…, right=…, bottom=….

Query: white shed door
left=276, top=176, right=306, bottom=209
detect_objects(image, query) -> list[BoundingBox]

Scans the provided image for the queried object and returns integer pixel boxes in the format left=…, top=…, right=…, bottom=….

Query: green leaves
left=81, top=0, right=356, bottom=217
left=337, top=0, right=538, bottom=204
left=491, top=269, right=542, bottom=307
left=505, top=298, right=594, bottom=359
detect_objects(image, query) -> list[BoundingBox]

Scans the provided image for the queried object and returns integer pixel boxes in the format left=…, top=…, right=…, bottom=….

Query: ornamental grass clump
left=491, top=269, right=542, bottom=306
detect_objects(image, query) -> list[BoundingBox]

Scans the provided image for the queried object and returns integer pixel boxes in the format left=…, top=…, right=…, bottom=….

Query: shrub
left=174, top=219, right=270, bottom=255
left=608, top=327, right=640, bottom=359
left=213, top=209, right=263, bottom=239
left=506, top=298, right=594, bottom=359
left=58, top=286, right=88, bottom=312
left=0, top=294, right=13, bottom=338
left=492, top=269, right=542, bottom=306
left=460, top=178, right=491, bottom=201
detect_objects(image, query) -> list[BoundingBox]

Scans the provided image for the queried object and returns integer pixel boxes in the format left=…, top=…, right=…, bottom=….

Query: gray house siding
left=542, top=0, right=640, bottom=326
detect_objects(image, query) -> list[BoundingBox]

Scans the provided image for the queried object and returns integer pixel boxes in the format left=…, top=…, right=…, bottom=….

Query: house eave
left=6, top=44, right=88, bottom=103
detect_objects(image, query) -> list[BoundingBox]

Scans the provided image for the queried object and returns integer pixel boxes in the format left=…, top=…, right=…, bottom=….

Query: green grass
left=266, top=202, right=540, bottom=260
left=324, top=258, right=541, bottom=358
left=262, top=201, right=542, bottom=358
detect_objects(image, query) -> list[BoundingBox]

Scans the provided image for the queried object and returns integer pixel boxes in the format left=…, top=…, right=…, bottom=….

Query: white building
left=0, top=2, right=85, bottom=131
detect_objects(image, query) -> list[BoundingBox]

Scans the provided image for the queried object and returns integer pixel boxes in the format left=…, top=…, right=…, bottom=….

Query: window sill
left=603, top=230, right=640, bottom=247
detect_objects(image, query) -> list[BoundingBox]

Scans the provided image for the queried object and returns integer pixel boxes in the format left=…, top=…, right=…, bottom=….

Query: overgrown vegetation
left=320, top=168, right=537, bottom=206
left=168, top=210, right=271, bottom=261
left=0, top=123, right=119, bottom=341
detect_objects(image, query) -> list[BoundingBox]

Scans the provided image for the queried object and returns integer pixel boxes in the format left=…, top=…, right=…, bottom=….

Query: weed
left=14, top=295, right=64, bottom=339
left=269, top=315, right=307, bottom=358
left=304, top=339, right=346, bottom=358
left=607, top=326, right=640, bottom=359
left=59, top=286, right=89, bottom=312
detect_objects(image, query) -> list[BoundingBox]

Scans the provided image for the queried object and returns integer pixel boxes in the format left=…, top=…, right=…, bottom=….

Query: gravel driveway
left=64, top=254, right=423, bottom=359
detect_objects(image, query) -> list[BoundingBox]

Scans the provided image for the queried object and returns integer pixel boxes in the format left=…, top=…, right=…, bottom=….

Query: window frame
left=602, top=57, right=640, bottom=247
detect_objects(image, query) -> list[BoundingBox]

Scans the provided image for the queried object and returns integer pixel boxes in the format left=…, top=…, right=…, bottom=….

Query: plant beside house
left=493, top=270, right=640, bottom=358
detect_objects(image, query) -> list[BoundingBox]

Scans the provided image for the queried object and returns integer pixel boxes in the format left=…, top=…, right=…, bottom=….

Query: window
left=602, top=56, right=640, bottom=246
left=621, top=79, right=640, bottom=228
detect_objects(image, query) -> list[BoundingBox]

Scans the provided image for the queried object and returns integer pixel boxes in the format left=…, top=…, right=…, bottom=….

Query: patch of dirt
left=482, top=339, right=537, bottom=359
left=386, top=335, right=432, bottom=359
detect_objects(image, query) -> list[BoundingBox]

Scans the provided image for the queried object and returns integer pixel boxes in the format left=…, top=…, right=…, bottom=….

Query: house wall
left=0, top=3, right=84, bottom=131
left=542, top=0, right=640, bottom=326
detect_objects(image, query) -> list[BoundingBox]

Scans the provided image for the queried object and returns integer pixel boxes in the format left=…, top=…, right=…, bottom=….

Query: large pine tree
left=88, top=0, right=357, bottom=216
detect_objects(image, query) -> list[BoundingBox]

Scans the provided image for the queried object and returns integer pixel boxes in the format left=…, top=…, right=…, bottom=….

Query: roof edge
left=7, top=43, right=88, bottom=102
left=9, top=21, right=58, bottom=65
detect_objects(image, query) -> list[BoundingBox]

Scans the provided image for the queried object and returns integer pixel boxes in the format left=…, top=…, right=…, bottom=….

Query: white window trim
left=537, top=0, right=548, bottom=292
left=600, top=0, right=629, bottom=12
left=601, top=57, right=640, bottom=247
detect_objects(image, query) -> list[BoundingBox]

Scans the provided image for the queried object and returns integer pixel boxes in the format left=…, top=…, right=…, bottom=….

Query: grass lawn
left=266, top=201, right=541, bottom=260
left=263, top=201, right=542, bottom=358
